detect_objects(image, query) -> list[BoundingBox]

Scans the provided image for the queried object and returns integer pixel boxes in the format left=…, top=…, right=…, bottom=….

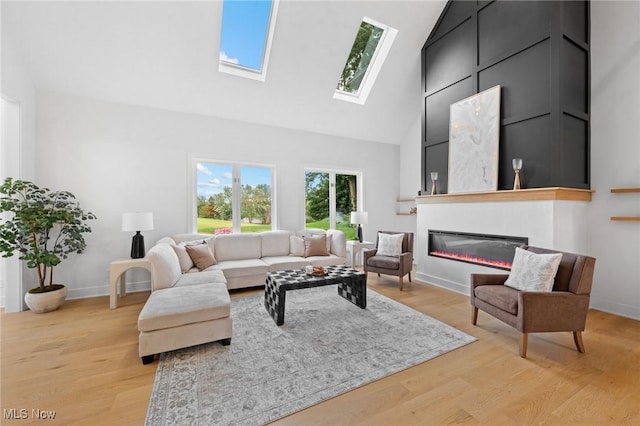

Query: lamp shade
left=350, top=211, right=368, bottom=225
left=122, top=212, right=154, bottom=232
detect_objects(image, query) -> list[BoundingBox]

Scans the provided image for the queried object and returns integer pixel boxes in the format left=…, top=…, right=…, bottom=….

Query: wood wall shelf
left=610, top=217, right=640, bottom=222
left=611, top=188, right=640, bottom=193
left=610, top=187, right=640, bottom=221
left=415, top=187, right=593, bottom=204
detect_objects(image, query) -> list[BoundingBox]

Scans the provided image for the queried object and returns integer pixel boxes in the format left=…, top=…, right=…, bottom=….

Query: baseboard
left=66, top=280, right=151, bottom=300
left=415, top=272, right=469, bottom=296
left=590, top=296, right=640, bottom=321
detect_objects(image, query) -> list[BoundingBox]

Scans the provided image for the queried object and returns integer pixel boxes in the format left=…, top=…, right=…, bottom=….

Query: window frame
left=303, top=167, right=364, bottom=231
left=334, top=16, right=398, bottom=105
left=218, top=0, right=280, bottom=82
left=191, top=158, right=277, bottom=234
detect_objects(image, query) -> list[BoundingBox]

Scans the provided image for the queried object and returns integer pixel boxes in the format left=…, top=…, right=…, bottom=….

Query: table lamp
left=122, top=212, right=154, bottom=258
left=350, top=211, right=368, bottom=243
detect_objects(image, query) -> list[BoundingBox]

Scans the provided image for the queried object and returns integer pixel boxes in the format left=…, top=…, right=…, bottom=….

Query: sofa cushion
left=215, top=233, right=262, bottom=261
left=309, top=254, right=346, bottom=267
left=304, top=235, right=329, bottom=257
left=213, top=259, right=269, bottom=278
left=326, top=229, right=346, bottom=257
left=290, top=235, right=305, bottom=256
left=186, top=243, right=217, bottom=271
left=475, top=285, right=519, bottom=315
left=377, top=233, right=404, bottom=257
left=261, top=231, right=292, bottom=257
left=175, top=269, right=226, bottom=287
left=138, top=282, right=230, bottom=332
left=262, top=256, right=309, bottom=271
left=146, top=243, right=182, bottom=290
left=297, top=229, right=331, bottom=253
left=505, top=247, right=562, bottom=292
left=367, top=255, right=400, bottom=270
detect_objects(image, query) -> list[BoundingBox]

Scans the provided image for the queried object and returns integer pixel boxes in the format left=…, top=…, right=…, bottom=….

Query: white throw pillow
left=289, top=235, right=305, bottom=257
left=504, top=247, right=563, bottom=292
left=377, top=233, right=404, bottom=257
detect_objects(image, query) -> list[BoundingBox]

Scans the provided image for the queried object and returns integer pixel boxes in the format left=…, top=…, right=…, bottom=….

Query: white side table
left=110, top=258, right=152, bottom=309
left=346, top=240, right=376, bottom=267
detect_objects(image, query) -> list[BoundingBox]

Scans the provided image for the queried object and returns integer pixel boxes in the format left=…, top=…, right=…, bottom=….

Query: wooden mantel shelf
left=415, top=187, right=594, bottom=204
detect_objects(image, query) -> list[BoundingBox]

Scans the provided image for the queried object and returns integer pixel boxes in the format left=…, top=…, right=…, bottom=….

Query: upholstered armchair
left=363, top=231, right=414, bottom=291
left=470, top=245, right=596, bottom=358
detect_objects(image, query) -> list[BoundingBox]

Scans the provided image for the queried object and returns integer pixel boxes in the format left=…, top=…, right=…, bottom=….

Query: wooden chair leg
left=573, top=331, right=585, bottom=353
left=399, top=276, right=404, bottom=291
left=520, top=333, right=528, bottom=358
left=471, top=306, right=478, bottom=325
left=408, top=272, right=412, bottom=282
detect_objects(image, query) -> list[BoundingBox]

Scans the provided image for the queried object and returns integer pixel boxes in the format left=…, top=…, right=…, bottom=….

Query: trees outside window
left=196, top=162, right=273, bottom=234
left=305, top=170, right=361, bottom=240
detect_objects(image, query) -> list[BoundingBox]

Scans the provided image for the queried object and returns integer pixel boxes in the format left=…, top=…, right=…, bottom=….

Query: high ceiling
left=1, top=0, right=446, bottom=145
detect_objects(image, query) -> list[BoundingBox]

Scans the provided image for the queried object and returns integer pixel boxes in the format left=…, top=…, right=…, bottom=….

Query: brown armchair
left=364, top=231, right=414, bottom=291
left=470, top=245, right=596, bottom=358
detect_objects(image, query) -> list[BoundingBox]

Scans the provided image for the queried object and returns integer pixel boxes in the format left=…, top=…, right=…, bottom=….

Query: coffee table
left=264, top=265, right=367, bottom=325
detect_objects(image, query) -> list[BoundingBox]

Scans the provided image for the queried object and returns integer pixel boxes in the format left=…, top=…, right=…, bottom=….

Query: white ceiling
left=1, top=0, right=446, bottom=145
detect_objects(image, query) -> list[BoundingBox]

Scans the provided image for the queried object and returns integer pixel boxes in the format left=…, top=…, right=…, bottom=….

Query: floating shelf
left=611, top=188, right=640, bottom=193
left=415, top=187, right=593, bottom=204
left=610, top=187, right=640, bottom=222
left=610, top=217, right=640, bottom=222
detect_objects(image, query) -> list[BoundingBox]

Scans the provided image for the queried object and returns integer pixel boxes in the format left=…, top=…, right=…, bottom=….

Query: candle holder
left=430, top=172, right=439, bottom=195
left=512, top=158, right=523, bottom=190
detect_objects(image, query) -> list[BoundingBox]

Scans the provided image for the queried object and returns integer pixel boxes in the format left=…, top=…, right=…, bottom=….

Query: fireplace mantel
left=416, top=187, right=593, bottom=204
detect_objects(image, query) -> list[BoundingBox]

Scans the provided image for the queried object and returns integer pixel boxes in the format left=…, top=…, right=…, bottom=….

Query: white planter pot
left=24, top=286, right=68, bottom=313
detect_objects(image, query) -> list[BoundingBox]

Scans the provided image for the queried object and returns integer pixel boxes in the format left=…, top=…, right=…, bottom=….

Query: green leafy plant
left=0, top=178, right=97, bottom=292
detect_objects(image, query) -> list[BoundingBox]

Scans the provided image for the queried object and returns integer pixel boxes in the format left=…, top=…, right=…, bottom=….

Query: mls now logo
left=3, top=408, right=57, bottom=420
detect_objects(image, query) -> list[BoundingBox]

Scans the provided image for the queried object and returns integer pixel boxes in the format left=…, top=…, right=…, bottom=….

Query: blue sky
left=197, top=163, right=272, bottom=198
left=219, top=0, right=272, bottom=71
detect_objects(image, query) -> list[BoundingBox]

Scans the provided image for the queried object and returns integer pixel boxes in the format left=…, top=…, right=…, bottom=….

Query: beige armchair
left=364, top=231, right=414, bottom=291
left=470, top=246, right=596, bottom=358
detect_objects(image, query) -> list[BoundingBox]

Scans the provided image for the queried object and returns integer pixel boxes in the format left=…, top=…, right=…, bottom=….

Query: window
left=218, top=0, right=279, bottom=82
left=195, top=161, right=274, bottom=234
left=305, top=170, right=361, bottom=240
left=334, top=17, right=398, bottom=105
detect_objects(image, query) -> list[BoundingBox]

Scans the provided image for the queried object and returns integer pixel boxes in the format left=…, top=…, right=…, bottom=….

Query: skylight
left=219, top=0, right=279, bottom=81
left=334, top=17, right=398, bottom=105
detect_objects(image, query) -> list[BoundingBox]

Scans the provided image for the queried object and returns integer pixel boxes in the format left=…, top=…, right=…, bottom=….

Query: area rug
left=145, top=286, right=476, bottom=426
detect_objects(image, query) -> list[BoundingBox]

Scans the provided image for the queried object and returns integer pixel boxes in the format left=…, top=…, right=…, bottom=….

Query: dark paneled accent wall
left=421, top=1, right=590, bottom=193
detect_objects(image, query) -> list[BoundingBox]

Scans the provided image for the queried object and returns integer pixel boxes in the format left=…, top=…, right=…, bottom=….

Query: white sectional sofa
left=147, top=229, right=347, bottom=291
left=137, top=229, right=346, bottom=363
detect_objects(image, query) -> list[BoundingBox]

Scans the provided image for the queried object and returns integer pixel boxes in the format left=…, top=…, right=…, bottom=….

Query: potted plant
left=0, top=178, right=96, bottom=313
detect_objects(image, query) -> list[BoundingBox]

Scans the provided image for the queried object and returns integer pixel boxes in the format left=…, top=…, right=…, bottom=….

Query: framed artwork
left=448, top=85, right=501, bottom=194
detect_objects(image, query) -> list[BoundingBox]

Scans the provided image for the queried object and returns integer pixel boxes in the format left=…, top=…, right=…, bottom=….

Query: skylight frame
left=334, top=16, right=398, bottom=105
left=218, top=0, right=280, bottom=82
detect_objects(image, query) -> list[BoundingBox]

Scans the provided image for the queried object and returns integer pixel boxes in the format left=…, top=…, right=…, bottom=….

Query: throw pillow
left=377, top=233, right=404, bottom=257
left=504, top=247, right=563, bottom=292
left=289, top=235, right=305, bottom=257
left=185, top=243, right=217, bottom=271
left=171, top=243, right=194, bottom=273
left=303, top=235, right=329, bottom=257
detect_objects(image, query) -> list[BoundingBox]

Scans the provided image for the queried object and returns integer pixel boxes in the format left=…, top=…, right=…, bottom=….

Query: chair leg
left=471, top=306, right=478, bottom=325
left=573, top=331, right=586, bottom=353
left=408, top=272, right=412, bottom=282
left=399, top=276, right=404, bottom=291
left=520, top=333, right=528, bottom=358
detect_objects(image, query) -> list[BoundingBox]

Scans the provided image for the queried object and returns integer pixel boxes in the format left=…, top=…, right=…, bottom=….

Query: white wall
left=1, top=29, right=37, bottom=312
left=589, top=1, right=640, bottom=319
left=34, top=92, right=403, bottom=300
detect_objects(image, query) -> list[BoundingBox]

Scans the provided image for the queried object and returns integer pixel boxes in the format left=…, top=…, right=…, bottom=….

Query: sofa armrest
left=518, top=291, right=591, bottom=332
left=471, top=273, right=509, bottom=289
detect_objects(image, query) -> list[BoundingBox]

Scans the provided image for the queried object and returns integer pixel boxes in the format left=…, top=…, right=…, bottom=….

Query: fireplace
left=428, top=230, right=528, bottom=270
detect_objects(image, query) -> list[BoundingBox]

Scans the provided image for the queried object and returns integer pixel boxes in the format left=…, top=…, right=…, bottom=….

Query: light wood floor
left=1, top=272, right=639, bottom=425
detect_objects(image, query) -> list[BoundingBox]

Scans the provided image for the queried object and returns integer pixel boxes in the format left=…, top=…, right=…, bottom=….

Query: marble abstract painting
left=448, top=85, right=501, bottom=193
